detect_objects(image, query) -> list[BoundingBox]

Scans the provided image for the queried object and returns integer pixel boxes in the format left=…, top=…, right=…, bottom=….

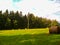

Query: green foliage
left=0, top=10, right=59, bottom=29
left=51, top=20, right=59, bottom=26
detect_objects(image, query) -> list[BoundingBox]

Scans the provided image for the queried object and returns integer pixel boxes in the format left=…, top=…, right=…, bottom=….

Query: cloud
left=54, top=11, right=60, bottom=15
left=12, top=0, right=22, bottom=3
left=0, top=0, right=60, bottom=22
left=49, top=0, right=54, bottom=1
left=7, top=0, right=60, bottom=22
left=49, top=0, right=60, bottom=4
left=55, top=0, right=60, bottom=3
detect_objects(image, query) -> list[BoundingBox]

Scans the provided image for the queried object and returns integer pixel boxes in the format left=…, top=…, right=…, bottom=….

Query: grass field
left=0, top=28, right=60, bottom=45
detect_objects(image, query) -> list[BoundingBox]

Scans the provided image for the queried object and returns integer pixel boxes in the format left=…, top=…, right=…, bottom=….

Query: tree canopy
left=0, top=10, right=59, bottom=30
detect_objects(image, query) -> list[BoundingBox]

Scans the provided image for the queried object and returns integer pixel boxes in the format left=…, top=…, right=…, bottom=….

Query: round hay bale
left=57, top=26, right=60, bottom=34
left=49, top=26, right=60, bottom=34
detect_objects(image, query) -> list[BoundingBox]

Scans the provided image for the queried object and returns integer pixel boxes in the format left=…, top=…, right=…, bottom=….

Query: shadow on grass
left=0, top=33, right=60, bottom=45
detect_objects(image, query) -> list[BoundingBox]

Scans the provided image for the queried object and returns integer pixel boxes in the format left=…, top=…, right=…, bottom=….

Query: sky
left=0, top=0, right=60, bottom=22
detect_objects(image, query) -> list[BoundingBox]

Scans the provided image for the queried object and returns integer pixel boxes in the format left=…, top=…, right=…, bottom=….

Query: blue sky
left=0, top=0, right=60, bottom=22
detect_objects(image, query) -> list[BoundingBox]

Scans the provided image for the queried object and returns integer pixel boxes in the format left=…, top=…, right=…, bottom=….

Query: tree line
left=0, top=10, right=59, bottom=30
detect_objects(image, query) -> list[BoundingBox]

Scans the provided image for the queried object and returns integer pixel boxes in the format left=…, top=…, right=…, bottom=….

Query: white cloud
left=0, top=0, right=60, bottom=22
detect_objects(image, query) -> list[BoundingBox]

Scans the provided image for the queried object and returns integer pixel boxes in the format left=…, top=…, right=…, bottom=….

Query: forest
left=0, top=10, right=59, bottom=30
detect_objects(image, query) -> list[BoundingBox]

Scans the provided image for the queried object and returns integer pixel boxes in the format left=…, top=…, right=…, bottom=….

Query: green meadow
left=0, top=28, right=60, bottom=45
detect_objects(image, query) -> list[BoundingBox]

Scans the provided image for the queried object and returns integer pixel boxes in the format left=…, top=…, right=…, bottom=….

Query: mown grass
left=0, top=28, right=60, bottom=45
left=0, top=28, right=49, bottom=36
